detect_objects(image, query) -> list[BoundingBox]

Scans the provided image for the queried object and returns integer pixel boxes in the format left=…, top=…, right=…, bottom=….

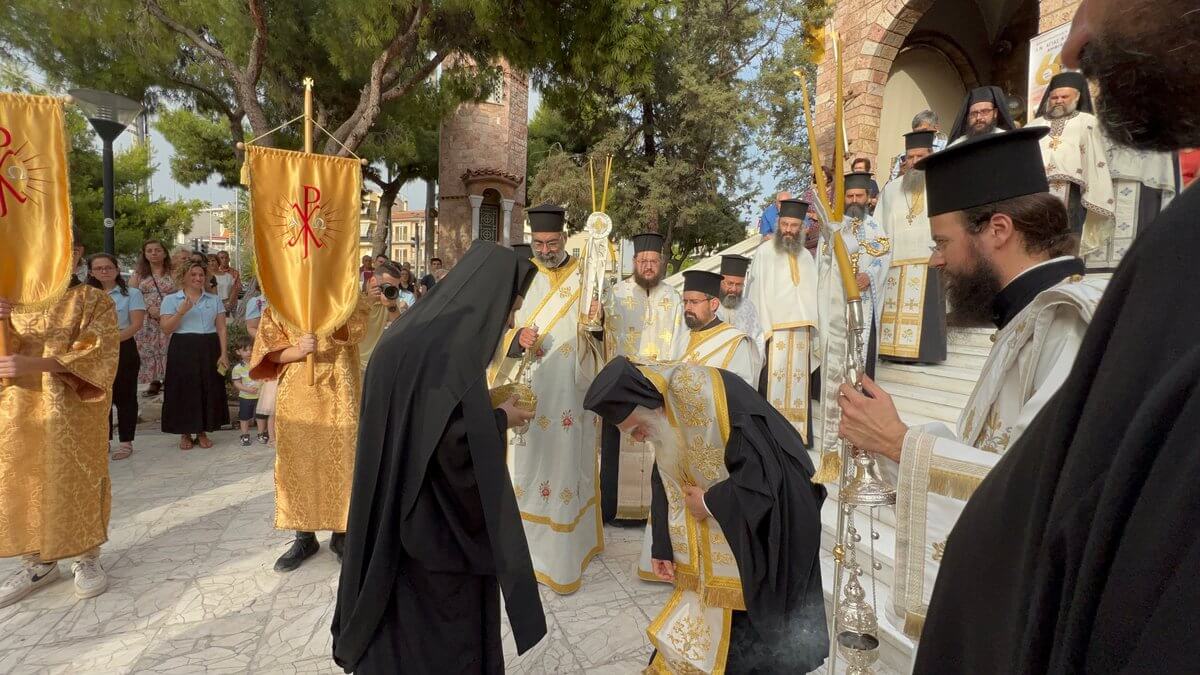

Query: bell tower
left=436, top=59, right=529, bottom=264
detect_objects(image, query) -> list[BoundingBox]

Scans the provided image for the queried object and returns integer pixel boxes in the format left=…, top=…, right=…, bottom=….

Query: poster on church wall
left=1027, top=22, right=1074, bottom=121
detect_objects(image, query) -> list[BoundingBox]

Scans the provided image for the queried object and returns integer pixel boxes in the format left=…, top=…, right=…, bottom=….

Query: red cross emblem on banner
left=287, top=184, right=326, bottom=260
left=0, top=126, right=40, bottom=218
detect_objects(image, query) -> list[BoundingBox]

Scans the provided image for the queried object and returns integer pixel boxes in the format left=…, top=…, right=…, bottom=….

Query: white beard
left=642, top=411, right=679, bottom=459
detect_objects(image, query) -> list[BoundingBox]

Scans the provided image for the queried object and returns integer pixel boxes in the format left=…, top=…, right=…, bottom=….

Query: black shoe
left=257, top=433, right=269, bottom=445
left=273, top=533, right=319, bottom=573
left=240, top=434, right=251, bottom=447
left=330, top=533, right=345, bottom=562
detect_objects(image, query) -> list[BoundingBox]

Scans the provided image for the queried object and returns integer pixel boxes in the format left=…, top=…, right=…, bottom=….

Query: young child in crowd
left=230, top=338, right=268, bottom=446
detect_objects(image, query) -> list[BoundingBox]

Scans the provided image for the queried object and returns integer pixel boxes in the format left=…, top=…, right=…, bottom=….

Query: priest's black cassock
left=585, top=357, right=829, bottom=672
left=913, top=180, right=1200, bottom=672
left=333, top=242, right=544, bottom=673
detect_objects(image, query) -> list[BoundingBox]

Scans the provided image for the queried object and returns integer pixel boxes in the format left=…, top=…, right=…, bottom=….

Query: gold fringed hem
left=903, top=610, right=926, bottom=639
left=674, top=569, right=702, bottom=593
left=928, top=466, right=984, bottom=501
left=812, top=451, right=842, bottom=484
left=703, top=586, right=747, bottom=612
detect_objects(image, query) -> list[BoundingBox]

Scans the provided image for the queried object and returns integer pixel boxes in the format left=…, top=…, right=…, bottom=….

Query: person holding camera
left=374, top=260, right=416, bottom=326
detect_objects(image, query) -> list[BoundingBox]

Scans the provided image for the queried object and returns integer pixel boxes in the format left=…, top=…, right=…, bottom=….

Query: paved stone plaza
left=0, top=426, right=671, bottom=674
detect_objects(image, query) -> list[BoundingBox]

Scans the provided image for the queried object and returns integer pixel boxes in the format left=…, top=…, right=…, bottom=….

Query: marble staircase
left=666, top=237, right=993, bottom=673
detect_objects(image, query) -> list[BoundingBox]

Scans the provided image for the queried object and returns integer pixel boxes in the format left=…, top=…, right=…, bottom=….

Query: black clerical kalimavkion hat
left=905, top=130, right=936, bottom=150
left=632, top=232, right=665, bottom=254
left=845, top=172, right=874, bottom=192
left=526, top=202, right=566, bottom=232
left=720, top=254, right=751, bottom=277
left=778, top=199, right=809, bottom=220
left=682, top=270, right=723, bottom=297
left=915, top=126, right=1051, bottom=216
left=584, top=356, right=665, bottom=423
left=511, top=242, right=533, bottom=259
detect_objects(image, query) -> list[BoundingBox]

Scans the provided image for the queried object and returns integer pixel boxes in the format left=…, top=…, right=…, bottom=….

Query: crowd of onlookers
left=85, top=240, right=448, bottom=459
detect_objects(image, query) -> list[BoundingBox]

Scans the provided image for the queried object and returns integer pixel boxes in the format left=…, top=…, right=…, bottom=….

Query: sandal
left=111, top=443, right=133, bottom=461
left=180, top=435, right=194, bottom=450
left=196, top=434, right=214, bottom=449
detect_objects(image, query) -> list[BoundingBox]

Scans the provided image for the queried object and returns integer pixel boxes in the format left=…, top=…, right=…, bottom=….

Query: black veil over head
left=1035, top=71, right=1094, bottom=118
left=948, top=86, right=1017, bottom=142
left=333, top=241, right=543, bottom=670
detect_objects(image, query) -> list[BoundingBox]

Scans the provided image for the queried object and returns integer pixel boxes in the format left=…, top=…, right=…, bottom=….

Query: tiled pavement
left=0, top=428, right=671, bottom=674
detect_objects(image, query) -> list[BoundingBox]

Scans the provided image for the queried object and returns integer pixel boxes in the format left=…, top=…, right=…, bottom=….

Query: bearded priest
left=715, top=254, right=765, bottom=363
left=595, top=232, right=686, bottom=523
left=874, top=130, right=947, bottom=364
left=585, top=357, right=827, bottom=674
left=1028, top=71, right=1116, bottom=257
left=835, top=127, right=1105, bottom=654
left=488, top=202, right=605, bottom=594
left=744, top=198, right=820, bottom=443
left=818, top=172, right=892, bottom=378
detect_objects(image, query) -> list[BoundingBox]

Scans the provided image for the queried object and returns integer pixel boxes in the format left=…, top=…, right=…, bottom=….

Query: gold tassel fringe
left=812, top=450, right=842, bottom=484
left=928, top=467, right=984, bottom=501
left=903, top=610, right=926, bottom=639
left=703, top=586, right=747, bottom=612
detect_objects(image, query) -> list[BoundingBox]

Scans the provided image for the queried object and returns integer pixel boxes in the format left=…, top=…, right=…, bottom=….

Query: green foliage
left=529, top=0, right=826, bottom=270
left=156, top=108, right=243, bottom=188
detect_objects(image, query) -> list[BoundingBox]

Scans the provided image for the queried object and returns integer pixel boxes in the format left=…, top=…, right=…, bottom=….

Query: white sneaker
left=71, top=557, right=108, bottom=599
left=0, top=561, right=60, bottom=608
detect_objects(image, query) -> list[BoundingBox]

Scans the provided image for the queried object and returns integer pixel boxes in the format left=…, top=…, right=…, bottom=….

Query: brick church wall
left=813, top=0, right=1081, bottom=172
left=436, top=62, right=529, bottom=264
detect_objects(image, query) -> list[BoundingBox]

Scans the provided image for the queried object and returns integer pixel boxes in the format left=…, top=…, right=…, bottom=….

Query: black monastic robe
left=333, top=242, right=545, bottom=673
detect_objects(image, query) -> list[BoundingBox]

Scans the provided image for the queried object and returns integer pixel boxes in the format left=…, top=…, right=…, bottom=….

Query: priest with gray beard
left=1028, top=71, right=1116, bottom=258
left=715, top=254, right=765, bottom=366
left=584, top=357, right=827, bottom=673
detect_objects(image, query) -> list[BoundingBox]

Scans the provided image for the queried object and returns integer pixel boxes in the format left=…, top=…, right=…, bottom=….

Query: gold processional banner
left=245, top=146, right=361, bottom=337
left=0, top=92, right=74, bottom=308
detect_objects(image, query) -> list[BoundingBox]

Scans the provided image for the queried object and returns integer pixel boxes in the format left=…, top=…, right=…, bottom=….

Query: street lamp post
left=69, top=88, right=144, bottom=255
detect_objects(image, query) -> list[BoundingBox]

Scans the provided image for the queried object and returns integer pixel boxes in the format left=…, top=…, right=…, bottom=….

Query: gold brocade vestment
left=0, top=285, right=119, bottom=560
left=250, top=300, right=368, bottom=532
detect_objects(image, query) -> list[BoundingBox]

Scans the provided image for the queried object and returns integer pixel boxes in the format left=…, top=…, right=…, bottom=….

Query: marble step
left=877, top=362, right=980, bottom=396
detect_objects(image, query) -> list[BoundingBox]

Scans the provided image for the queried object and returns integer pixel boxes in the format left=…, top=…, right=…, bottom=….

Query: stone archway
left=814, top=0, right=936, bottom=168
left=479, top=188, right=503, bottom=242
left=814, top=0, right=1047, bottom=172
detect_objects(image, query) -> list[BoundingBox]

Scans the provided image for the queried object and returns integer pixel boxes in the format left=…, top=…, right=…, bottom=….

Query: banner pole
left=0, top=321, right=10, bottom=387
left=303, top=77, right=316, bottom=386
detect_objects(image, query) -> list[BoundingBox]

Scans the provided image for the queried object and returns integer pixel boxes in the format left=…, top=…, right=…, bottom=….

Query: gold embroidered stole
left=638, top=363, right=741, bottom=674
left=488, top=257, right=582, bottom=387
left=603, top=281, right=684, bottom=362
left=879, top=261, right=929, bottom=359
left=765, top=328, right=812, bottom=443
left=677, top=323, right=745, bottom=370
